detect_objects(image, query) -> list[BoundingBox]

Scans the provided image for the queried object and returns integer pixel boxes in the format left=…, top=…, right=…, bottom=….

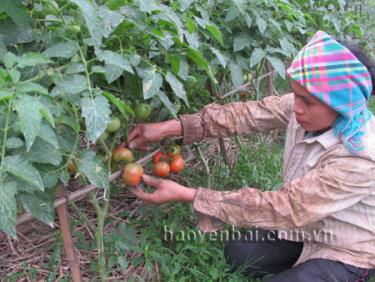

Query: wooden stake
left=56, top=185, right=82, bottom=282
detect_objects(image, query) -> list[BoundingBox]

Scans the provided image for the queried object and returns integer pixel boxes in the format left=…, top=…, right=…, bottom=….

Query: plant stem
left=78, top=46, right=94, bottom=99
left=89, top=192, right=107, bottom=282
left=195, top=145, right=212, bottom=189
left=0, top=102, right=12, bottom=186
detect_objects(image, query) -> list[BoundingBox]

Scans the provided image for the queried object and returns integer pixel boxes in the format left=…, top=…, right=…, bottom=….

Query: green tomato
left=99, top=131, right=109, bottom=142
left=106, top=117, right=121, bottom=132
left=69, top=25, right=81, bottom=34
left=135, top=103, right=151, bottom=121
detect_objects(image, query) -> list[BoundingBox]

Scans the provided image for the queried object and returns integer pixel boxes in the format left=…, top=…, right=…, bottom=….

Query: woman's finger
left=129, top=185, right=154, bottom=202
left=128, top=127, right=140, bottom=147
left=142, top=174, right=162, bottom=188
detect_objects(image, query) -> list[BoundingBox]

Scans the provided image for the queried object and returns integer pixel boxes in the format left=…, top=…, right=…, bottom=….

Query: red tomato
left=123, top=163, right=143, bottom=186
left=170, top=155, right=184, bottom=174
left=153, top=151, right=166, bottom=163
left=153, top=161, right=170, bottom=178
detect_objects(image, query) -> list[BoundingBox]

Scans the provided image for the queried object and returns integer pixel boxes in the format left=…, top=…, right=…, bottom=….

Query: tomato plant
left=122, top=163, right=143, bottom=186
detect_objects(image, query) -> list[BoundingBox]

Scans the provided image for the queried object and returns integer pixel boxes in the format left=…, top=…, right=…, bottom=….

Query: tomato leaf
left=139, top=0, right=160, bottom=13
left=157, top=90, right=178, bottom=118
left=104, top=64, right=123, bottom=84
left=18, top=82, right=49, bottom=95
left=37, top=123, right=59, bottom=149
left=165, top=72, right=188, bottom=106
left=267, top=55, right=285, bottom=79
left=5, top=137, right=24, bottom=149
left=19, top=190, right=55, bottom=227
left=3, top=155, right=44, bottom=191
left=71, top=0, right=124, bottom=53
left=50, top=75, right=88, bottom=97
left=0, top=0, right=32, bottom=30
left=250, top=48, right=266, bottom=68
left=78, top=150, right=109, bottom=190
left=14, top=96, right=43, bottom=151
left=17, top=52, right=51, bottom=68
left=103, top=91, right=135, bottom=118
left=206, top=24, right=224, bottom=46
left=3, top=52, right=18, bottom=68
left=80, top=95, right=111, bottom=143
left=233, top=33, right=251, bottom=52
left=255, top=14, right=267, bottom=34
left=142, top=69, right=163, bottom=99
left=229, top=61, right=243, bottom=88
left=21, top=137, right=62, bottom=166
left=0, top=182, right=17, bottom=237
left=210, top=47, right=227, bottom=67
left=97, top=50, right=134, bottom=74
left=43, top=42, right=79, bottom=59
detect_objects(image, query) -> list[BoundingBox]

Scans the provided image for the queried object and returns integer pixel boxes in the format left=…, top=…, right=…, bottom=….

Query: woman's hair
left=338, top=40, right=375, bottom=95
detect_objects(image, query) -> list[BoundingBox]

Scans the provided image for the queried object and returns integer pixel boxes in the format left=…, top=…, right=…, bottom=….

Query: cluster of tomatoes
left=112, top=143, right=184, bottom=187
left=152, top=144, right=185, bottom=177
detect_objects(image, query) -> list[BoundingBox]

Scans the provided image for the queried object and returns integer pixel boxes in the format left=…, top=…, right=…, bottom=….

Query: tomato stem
left=0, top=102, right=12, bottom=187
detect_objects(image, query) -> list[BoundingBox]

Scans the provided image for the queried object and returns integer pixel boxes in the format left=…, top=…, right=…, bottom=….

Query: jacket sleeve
left=179, top=93, right=294, bottom=144
left=192, top=156, right=375, bottom=232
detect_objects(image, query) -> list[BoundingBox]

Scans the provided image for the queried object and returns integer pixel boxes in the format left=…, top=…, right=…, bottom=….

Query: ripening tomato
left=169, top=155, right=184, bottom=174
left=123, top=163, right=143, bottom=186
left=113, top=147, right=134, bottom=163
left=166, top=144, right=180, bottom=157
left=67, top=159, right=77, bottom=176
left=239, top=92, right=248, bottom=102
left=153, top=151, right=166, bottom=164
left=106, top=117, right=121, bottom=132
left=153, top=161, right=170, bottom=178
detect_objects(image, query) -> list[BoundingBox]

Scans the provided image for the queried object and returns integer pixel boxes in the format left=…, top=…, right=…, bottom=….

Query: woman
left=127, top=31, right=375, bottom=281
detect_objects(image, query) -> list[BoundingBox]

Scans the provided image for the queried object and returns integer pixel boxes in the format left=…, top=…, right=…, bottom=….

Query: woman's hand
left=128, top=120, right=182, bottom=151
left=130, top=174, right=197, bottom=204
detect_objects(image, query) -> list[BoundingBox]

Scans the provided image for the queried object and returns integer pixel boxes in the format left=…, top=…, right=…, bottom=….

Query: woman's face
left=291, top=80, right=339, bottom=132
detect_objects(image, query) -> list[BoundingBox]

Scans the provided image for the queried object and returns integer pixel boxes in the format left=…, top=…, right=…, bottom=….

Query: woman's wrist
left=161, top=119, right=183, bottom=139
left=179, top=187, right=197, bottom=203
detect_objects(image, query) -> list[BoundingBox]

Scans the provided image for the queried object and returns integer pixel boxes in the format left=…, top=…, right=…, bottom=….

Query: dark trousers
left=224, top=229, right=375, bottom=282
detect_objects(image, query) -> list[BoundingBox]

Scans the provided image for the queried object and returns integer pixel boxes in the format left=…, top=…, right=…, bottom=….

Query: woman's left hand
left=130, top=174, right=197, bottom=204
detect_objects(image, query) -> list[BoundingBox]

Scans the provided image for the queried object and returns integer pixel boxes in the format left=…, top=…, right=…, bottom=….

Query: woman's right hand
left=128, top=120, right=182, bottom=151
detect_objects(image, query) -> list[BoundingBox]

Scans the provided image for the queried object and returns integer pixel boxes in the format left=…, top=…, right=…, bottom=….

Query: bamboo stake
left=56, top=185, right=82, bottom=282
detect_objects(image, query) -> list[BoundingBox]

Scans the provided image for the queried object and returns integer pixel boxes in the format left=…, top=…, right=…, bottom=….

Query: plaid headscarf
left=287, top=30, right=373, bottom=154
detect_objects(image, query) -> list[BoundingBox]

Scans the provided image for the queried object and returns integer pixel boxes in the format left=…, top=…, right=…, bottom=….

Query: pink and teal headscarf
left=287, top=30, right=373, bottom=154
